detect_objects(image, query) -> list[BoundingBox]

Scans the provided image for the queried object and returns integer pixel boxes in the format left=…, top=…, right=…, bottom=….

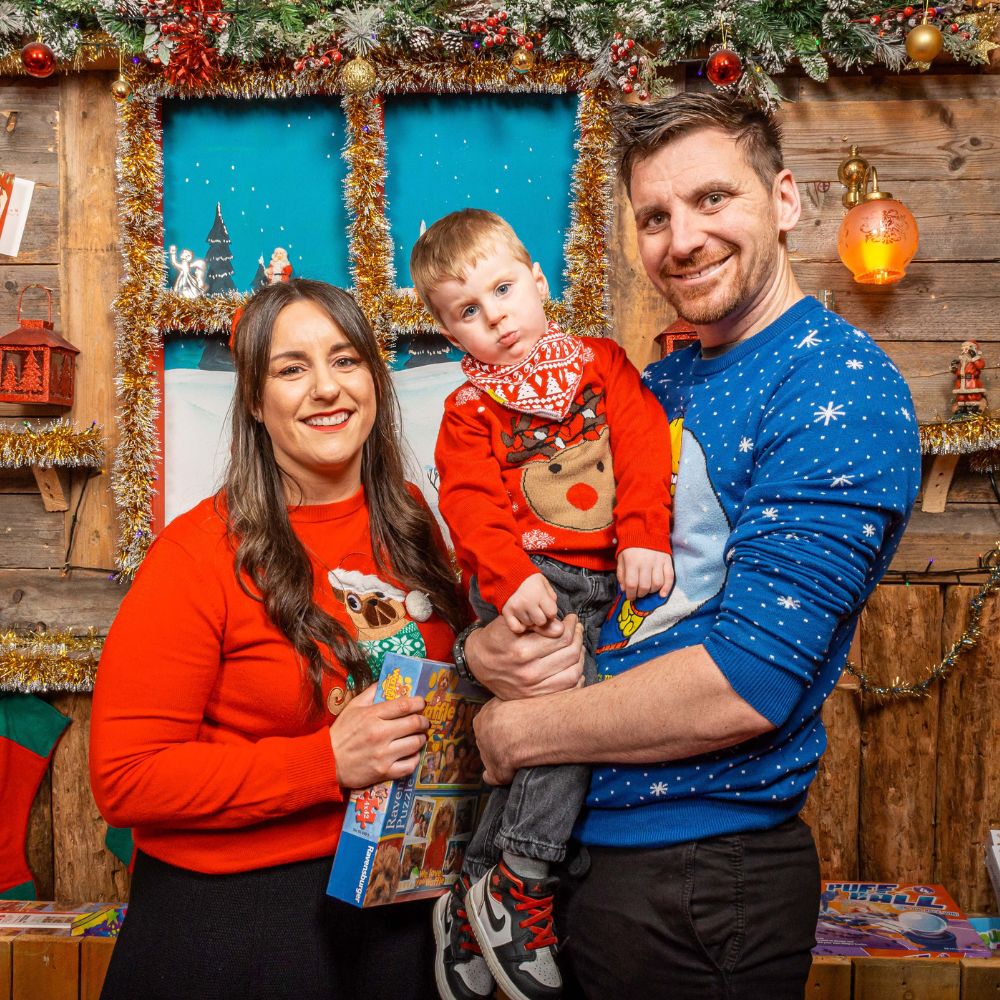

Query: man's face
left=629, top=127, right=790, bottom=326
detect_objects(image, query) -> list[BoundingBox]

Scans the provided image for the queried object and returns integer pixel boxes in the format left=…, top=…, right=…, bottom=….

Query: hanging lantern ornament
left=905, top=17, right=944, bottom=60
left=837, top=166, right=919, bottom=285
left=0, top=285, right=78, bottom=407
left=340, top=54, right=376, bottom=95
left=21, top=40, right=56, bottom=78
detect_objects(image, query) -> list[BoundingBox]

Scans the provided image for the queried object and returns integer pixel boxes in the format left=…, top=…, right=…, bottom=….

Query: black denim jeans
left=556, top=817, right=821, bottom=1000
left=463, top=554, right=618, bottom=877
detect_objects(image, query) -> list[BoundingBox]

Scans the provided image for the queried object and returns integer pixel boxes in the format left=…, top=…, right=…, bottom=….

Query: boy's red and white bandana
left=460, top=322, right=583, bottom=420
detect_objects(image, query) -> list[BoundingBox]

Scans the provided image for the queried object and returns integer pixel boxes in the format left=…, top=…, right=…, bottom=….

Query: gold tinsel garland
left=0, top=419, right=104, bottom=469
left=919, top=411, right=1000, bottom=455
left=344, top=92, right=395, bottom=345
left=844, top=545, right=1000, bottom=699
left=112, top=81, right=164, bottom=577
left=0, top=629, right=104, bottom=693
left=111, top=58, right=616, bottom=573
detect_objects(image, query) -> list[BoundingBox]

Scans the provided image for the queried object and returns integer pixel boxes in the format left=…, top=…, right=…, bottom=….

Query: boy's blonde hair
left=410, top=208, right=532, bottom=323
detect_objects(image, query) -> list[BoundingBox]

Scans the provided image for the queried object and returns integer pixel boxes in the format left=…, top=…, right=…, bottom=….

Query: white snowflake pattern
left=899, top=406, right=912, bottom=421
left=846, top=359, right=864, bottom=370
left=777, top=595, right=801, bottom=610
left=813, top=401, right=846, bottom=426
left=650, top=781, right=669, bottom=797
left=784, top=532, right=801, bottom=540
left=522, top=529, right=556, bottom=550
left=797, top=331, right=821, bottom=349
left=454, top=386, right=482, bottom=407
left=581, top=346, right=595, bottom=363
left=830, top=474, right=854, bottom=487
left=863, top=523, right=876, bottom=538
left=738, top=436, right=753, bottom=453
left=762, top=507, right=779, bottom=520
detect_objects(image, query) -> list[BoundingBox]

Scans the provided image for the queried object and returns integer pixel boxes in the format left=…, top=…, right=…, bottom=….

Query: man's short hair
left=410, top=208, right=532, bottom=322
left=611, top=93, right=785, bottom=195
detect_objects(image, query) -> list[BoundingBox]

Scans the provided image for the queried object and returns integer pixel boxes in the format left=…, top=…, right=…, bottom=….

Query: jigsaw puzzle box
left=327, top=653, right=489, bottom=908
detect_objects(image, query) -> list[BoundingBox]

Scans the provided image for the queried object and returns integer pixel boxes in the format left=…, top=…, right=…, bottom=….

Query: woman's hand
left=465, top=613, right=585, bottom=701
left=329, top=685, right=430, bottom=788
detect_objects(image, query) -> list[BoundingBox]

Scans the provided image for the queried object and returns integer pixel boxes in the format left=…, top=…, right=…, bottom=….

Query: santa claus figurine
left=266, top=247, right=293, bottom=284
left=951, top=340, right=988, bottom=416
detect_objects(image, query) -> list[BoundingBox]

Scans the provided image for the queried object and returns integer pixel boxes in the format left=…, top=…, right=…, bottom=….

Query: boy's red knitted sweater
left=435, top=335, right=673, bottom=611
left=89, top=488, right=454, bottom=875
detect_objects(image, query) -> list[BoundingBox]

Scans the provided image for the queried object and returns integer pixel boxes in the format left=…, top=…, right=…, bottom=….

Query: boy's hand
left=617, top=547, right=675, bottom=602
left=501, top=573, right=559, bottom=634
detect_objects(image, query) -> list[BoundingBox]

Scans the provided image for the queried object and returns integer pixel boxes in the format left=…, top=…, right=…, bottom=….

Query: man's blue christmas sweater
left=579, top=297, right=920, bottom=848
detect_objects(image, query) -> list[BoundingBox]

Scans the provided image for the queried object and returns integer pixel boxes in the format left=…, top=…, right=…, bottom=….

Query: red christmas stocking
left=0, top=695, right=70, bottom=899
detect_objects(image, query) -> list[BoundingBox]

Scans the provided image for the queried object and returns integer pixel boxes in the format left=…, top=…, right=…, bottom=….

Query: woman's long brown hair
left=223, top=279, right=467, bottom=711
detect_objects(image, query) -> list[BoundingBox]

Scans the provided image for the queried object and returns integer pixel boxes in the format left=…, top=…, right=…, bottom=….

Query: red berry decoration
left=21, top=40, right=56, bottom=78
left=706, top=47, right=743, bottom=87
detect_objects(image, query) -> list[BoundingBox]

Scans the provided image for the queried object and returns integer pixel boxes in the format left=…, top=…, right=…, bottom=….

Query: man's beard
left=660, top=238, right=778, bottom=326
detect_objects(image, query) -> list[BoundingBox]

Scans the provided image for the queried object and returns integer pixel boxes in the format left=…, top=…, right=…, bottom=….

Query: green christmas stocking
left=0, top=694, right=70, bottom=899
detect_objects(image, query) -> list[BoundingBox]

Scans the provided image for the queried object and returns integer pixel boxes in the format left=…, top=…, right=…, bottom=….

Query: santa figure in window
left=950, top=340, right=987, bottom=416
left=266, top=247, right=293, bottom=284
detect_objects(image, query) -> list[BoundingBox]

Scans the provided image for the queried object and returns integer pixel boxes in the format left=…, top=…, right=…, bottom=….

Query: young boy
left=411, top=209, right=674, bottom=1000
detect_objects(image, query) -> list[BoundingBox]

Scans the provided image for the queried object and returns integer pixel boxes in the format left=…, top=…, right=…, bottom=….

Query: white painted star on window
left=831, top=474, right=854, bottom=487
left=762, top=507, right=779, bottom=520
left=797, top=331, right=821, bottom=349
left=846, top=359, right=864, bottom=370
left=650, top=781, right=669, bottom=797
left=739, top=436, right=753, bottom=453
left=863, top=523, right=876, bottom=537
left=777, top=595, right=801, bottom=610
left=813, top=401, right=846, bottom=426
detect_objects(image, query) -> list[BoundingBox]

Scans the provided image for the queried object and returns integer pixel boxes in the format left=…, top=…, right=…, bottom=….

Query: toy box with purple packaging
left=814, top=882, right=991, bottom=958
left=326, top=653, right=488, bottom=908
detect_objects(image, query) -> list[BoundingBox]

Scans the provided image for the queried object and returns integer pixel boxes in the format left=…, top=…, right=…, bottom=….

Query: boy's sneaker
left=465, top=860, right=562, bottom=1000
left=433, top=874, right=495, bottom=1000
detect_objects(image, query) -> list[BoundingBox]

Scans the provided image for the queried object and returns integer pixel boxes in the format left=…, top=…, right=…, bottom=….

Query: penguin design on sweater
left=327, top=566, right=432, bottom=674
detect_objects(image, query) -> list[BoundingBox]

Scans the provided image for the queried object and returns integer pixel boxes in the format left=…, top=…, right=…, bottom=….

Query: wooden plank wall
left=0, top=69, right=996, bottom=915
left=0, top=73, right=127, bottom=903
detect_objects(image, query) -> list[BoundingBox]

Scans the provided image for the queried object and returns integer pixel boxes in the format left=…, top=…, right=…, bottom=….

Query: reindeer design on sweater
left=500, top=384, right=616, bottom=534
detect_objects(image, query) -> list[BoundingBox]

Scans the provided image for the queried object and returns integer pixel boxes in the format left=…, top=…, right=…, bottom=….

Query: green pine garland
left=4, top=1, right=995, bottom=101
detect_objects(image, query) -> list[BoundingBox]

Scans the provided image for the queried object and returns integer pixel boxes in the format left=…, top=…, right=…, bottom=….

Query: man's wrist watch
left=452, top=621, right=484, bottom=682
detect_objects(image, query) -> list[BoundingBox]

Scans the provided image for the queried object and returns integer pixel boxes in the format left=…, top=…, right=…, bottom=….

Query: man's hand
left=500, top=573, right=559, bottom=634
left=617, top=547, right=675, bottom=602
left=464, top=612, right=584, bottom=701
left=473, top=697, right=520, bottom=786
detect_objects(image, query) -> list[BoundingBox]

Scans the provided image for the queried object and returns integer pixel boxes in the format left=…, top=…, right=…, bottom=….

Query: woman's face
left=257, top=298, right=377, bottom=504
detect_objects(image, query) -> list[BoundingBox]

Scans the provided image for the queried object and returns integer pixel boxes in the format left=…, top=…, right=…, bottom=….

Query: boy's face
left=427, top=242, right=549, bottom=366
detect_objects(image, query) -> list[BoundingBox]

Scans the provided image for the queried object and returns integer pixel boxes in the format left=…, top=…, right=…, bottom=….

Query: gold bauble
left=110, top=74, right=131, bottom=101
left=511, top=47, right=535, bottom=74
left=340, top=55, right=376, bottom=95
left=905, top=21, right=944, bottom=62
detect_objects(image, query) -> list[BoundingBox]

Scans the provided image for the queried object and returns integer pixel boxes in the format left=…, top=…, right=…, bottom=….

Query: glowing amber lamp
left=837, top=166, right=918, bottom=285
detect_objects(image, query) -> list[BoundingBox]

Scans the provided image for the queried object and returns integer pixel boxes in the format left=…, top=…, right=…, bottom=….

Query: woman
left=90, top=280, right=467, bottom=1000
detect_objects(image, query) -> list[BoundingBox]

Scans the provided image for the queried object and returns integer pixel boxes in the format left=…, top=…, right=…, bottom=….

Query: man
left=460, top=92, right=921, bottom=999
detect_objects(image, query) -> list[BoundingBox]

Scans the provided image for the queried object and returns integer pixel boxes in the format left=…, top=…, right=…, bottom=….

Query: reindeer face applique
left=502, top=384, right=616, bottom=533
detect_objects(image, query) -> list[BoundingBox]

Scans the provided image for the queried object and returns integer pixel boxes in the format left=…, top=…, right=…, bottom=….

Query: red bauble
left=21, top=41, right=56, bottom=78
left=706, top=48, right=743, bottom=87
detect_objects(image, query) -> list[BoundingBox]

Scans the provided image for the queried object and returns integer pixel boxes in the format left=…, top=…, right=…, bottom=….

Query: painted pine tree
left=251, top=256, right=268, bottom=291
left=1, top=356, right=18, bottom=392
left=204, top=203, right=236, bottom=294
left=19, top=350, right=42, bottom=393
